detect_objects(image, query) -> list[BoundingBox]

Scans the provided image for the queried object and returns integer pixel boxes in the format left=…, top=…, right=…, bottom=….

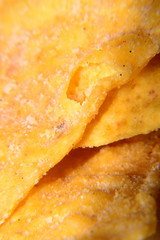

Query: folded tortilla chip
left=0, top=0, right=160, bottom=224
left=0, top=131, right=160, bottom=240
left=78, top=54, right=160, bottom=148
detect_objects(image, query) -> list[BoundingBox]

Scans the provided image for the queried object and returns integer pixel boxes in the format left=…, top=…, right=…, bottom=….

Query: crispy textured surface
left=0, top=0, right=160, bottom=224
left=78, top=54, right=160, bottom=148
left=0, top=131, right=160, bottom=240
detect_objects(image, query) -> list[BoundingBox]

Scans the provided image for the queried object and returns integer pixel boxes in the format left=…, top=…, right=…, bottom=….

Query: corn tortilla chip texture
left=0, top=0, right=160, bottom=224
left=0, top=131, right=160, bottom=239
left=78, top=54, right=160, bottom=148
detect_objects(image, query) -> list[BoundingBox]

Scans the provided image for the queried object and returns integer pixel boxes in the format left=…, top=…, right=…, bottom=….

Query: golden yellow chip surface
left=0, top=0, right=160, bottom=224
left=78, top=54, right=160, bottom=148
left=0, top=131, right=160, bottom=239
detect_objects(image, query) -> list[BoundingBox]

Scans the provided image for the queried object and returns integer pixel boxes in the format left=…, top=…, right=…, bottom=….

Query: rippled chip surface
left=0, top=131, right=160, bottom=239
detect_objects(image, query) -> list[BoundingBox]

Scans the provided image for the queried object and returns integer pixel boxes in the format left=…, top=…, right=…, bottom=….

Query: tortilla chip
left=1, top=0, right=160, bottom=224
left=0, top=131, right=160, bottom=239
left=78, top=53, right=160, bottom=148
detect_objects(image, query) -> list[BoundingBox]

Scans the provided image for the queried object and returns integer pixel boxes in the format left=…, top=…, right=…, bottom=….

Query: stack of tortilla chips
left=0, top=0, right=160, bottom=239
